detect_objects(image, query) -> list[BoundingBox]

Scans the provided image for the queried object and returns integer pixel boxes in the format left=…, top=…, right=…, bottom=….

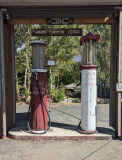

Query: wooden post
left=0, top=42, right=2, bottom=137
left=111, top=9, right=122, bottom=138
left=11, top=25, right=16, bottom=125
left=117, top=10, right=122, bottom=137
left=110, top=14, right=118, bottom=130
left=0, top=10, right=7, bottom=138
left=4, top=22, right=15, bottom=130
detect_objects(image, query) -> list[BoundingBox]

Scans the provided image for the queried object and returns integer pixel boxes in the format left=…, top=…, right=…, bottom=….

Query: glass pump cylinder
left=30, top=40, right=46, bottom=69
left=82, top=40, right=96, bottom=65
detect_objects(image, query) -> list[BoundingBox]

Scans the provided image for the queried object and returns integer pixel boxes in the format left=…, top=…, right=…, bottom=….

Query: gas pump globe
left=31, top=40, right=45, bottom=69
left=81, top=33, right=99, bottom=65
left=28, top=40, right=49, bottom=134
left=79, top=33, right=100, bottom=133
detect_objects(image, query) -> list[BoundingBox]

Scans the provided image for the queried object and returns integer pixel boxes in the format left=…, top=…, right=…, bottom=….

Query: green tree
left=14, top=24, right=111, bottom=102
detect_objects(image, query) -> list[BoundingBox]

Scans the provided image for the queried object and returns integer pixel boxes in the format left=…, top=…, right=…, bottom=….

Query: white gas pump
left=79, top=33, right=101, bottom=133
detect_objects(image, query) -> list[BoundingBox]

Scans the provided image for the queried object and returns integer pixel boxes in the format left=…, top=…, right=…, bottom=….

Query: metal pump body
left=29, top=40, right=48, bottom=134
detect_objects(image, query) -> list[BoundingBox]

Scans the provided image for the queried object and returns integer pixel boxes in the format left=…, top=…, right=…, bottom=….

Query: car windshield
left=76, top=82, right=80, bottom=86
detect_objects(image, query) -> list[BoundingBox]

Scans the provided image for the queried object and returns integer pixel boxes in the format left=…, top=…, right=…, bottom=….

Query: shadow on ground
left=15, top=112, right=115, bottom=137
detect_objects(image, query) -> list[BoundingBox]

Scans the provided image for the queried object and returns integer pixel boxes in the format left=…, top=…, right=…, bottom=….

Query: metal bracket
left=116, top=83, right=122, bottom=92
left=0, top=9, right=10, bottom=21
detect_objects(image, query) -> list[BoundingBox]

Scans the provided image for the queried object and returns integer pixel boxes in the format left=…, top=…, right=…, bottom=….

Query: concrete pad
left=8, top=126, right=113, bottom=141
left=8, top=102, right=115, bottom=141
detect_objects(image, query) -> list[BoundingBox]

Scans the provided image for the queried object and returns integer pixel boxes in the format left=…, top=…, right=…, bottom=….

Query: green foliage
left=52, top=88, right=65, bottom=102
left=15, top=25, right=32, bottom=102
left=15, top=24, right=111, bottom=102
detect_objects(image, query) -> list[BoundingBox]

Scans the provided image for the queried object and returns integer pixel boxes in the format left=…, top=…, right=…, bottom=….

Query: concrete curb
left=8, top=130, right=113, bottom=141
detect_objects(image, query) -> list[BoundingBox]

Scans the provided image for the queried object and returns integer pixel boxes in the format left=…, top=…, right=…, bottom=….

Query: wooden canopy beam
left=8, top=18, right=46, bottom=24
left=8, top=17, right=108, bottom=24
left=74, top=18, right=108, bottom=24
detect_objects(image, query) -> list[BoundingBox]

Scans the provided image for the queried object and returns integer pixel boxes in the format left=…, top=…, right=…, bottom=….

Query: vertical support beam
left=11, top=25, right=16, bottom=125
left=0, top=11, right=7, bottom=137
left=0, top=31, right=2, bottom=137
left=110, top=15, right=118, bottom=130
left=4, top=23, right=14, bottom=130
left=110, top=21, right=114, bottom=127
left=117, top=10, right=122, bottom=137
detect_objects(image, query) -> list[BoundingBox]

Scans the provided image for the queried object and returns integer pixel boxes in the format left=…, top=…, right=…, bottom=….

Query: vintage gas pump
left=79, top=33, right=100, bottom=133
left=28, top=40, right=50, bottom=134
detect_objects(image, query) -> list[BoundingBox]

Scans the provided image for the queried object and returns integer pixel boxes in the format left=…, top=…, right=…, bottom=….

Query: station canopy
left=0, top=0, right=121, bottom=24
left=0, top=0, right=121, bottom=6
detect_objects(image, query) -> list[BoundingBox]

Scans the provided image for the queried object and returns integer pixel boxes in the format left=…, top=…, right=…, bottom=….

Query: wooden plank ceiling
left=0, top=5, right=116, bottom=24
left=5, top=6, right=114, bottom=19
left=0, top=0, right=122, bottom=6
left=0, top=1, right=119, bottom=24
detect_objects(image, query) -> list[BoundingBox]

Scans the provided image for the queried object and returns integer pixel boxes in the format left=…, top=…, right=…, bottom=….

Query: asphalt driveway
left=0, top=102, right=120, bottom=160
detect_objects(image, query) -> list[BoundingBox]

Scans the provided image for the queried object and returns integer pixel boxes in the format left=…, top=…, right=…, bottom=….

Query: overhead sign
left=47, top=17, right=73, bottom=25
left=32, top=29, right=82, bottom=36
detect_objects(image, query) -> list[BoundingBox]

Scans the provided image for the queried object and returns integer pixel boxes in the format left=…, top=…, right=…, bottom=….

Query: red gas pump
left=28, top=40, right=50, bottom=134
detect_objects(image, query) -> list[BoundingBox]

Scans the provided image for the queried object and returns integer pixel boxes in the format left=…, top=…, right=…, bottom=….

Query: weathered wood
left=117, top=10, right=122, bottom=137
left=115, top=20, right=119, bottom=135
left=0, top=22, right=2, bottom=137
left=110, top=17, right=116, bottom=128
left=11, top=25, right=16, bottom=125
left=4, top=23, right=14, bottom=131
left=8, top=18, right=46, bottom=24
left=111, top=10, right=122, bottom=137
left=5, top=6, right=114, bottom=20
left=74, top=18, right=107, bottom=24
left=0, top=0, right=121, bottom=6
left=0, top=11, right=7, bottom=138
left=9, top=18, right=107, bottom=24
left=0, top=80, right=2, bottom=137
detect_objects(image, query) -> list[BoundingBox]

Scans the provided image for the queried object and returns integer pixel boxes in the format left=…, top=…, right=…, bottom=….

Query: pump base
left=77, top=128, right=97, bottom=134
left=30, top=130, right=47, bottom=134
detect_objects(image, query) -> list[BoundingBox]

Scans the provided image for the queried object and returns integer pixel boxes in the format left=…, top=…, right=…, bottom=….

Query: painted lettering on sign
left=32, top=29, right=82, bottom=36
left=47, top=17, right=73, bottom=25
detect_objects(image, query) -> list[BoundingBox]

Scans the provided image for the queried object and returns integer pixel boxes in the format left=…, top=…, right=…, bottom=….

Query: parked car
left=65, top=82, right=81, bottom=98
